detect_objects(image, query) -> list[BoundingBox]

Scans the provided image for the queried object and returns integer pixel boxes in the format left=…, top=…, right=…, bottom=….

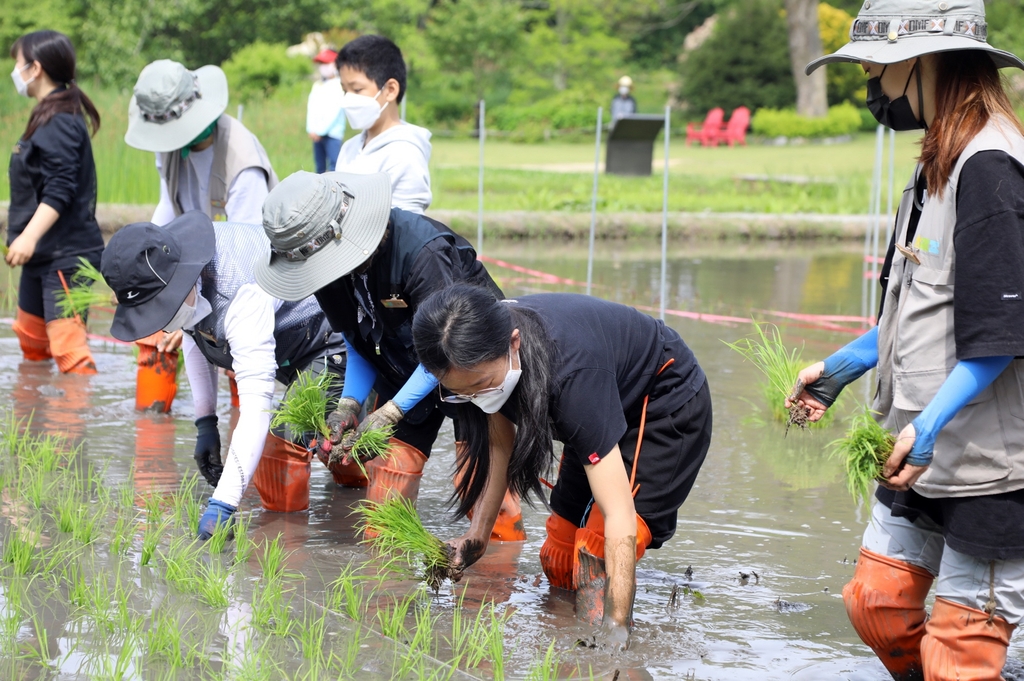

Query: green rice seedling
left=524, top=639, right=560, bottom=681
left=3, top=525, right=38, bottom=575
left=375, top=593, right=415, bottom=639
left=297, top=607, right=330, bottom=665
left=71, top=506, right=102, bottom=545
left=270, top=369, right=336, bottom=446
left=445, top=589, right=491, bottom=665
left=831, top=406, right=896, bottom=507
left=205, top=517, right=234, bottom=555
left=334, top=622, right=364, bottom=677
left=232, top=512, right=255, bottom=565
left=250, top=576, right=294, bottom=636
left=354, top=498, right=455, bottom=590
left=170, top=473, right=201, bottom=531
left=53, top=257, right=111, bottom=320
left=54, top=487, right=81, bottom=534
left=194, top=558, right=230, bottom=608
left=0, top=581, right=26, bottom=647
left=144, top=610, right=187, bottom=666
left=256, top=534, right=291, bottom=583
left=163, top=533, right=202, bottom=591
left=19, top=610, right=52, bottom=667
left=349, top=424, right=395, bottom=466
left=141, top=516, right=171, bottom=567
left=465, top=602, right=509, bottom=671
left=18, top=465, right=49, bottom=509
left=118, top=480, right=135, bottom=511
left=723, top=322, right=836, bottom=433
left=110, top=514, right=133, bottom=558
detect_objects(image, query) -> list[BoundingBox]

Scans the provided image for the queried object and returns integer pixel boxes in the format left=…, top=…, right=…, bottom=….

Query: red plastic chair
left=720, top=107, right=750, bottom=147
left=685, top=108, right=724, bottom=147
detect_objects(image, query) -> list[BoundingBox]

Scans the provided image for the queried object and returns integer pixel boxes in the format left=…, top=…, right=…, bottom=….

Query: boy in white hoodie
left=334, top=35, right=432, bottom=214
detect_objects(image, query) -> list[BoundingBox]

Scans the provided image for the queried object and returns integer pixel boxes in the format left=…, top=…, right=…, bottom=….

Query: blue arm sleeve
left=340, top=334, right=377, bottom=403
left=907, top=356, right=1013, bottom=466
left=391, top=364, right=441, bottom=414
left=804, top=326, right=879, bottom=407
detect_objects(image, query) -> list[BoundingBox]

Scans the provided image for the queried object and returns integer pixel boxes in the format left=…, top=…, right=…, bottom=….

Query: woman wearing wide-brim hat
left=789, top=0, right=1024, bottom=677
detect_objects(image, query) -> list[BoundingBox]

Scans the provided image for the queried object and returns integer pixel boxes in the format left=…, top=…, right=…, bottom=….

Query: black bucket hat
left=101, top=211, right=215, bottom=341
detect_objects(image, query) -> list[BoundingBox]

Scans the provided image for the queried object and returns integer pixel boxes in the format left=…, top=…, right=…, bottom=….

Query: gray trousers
left=863, top=500, right=1024, bottom=624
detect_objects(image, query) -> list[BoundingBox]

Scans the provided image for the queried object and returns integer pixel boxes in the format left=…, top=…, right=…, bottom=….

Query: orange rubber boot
left=365, top=438, right=427, bottom=505
left=572, top=506, right=652, bottom=625
left=920, top=597, right=1014, bottom=681
left=46, top=318, right=96, bottom=374
left=252, top=433, right=313, bottom=513
left=12, top=308, right=51, bottom=361
left=135, top=332, right=178, bottom=412
left=843, top=548, right=934, bottom=681
left=540, top=512, right=578, bottom=589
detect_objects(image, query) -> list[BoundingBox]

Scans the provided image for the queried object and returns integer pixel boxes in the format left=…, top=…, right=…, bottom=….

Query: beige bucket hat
left=806, top=0, right=1024, bottom=74
left=125, top=60, right=229, bottom=153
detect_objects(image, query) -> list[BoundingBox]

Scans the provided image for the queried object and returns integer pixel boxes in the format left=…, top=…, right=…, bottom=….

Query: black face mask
left=866, top=63, right=926, bottom=131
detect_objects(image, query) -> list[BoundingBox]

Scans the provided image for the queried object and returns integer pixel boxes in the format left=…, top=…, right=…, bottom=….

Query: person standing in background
left=611, top=76, right=637, bottom=121
left=7, top=30, right=104, bottom=375
left=307, top=49, right=346, bottom=174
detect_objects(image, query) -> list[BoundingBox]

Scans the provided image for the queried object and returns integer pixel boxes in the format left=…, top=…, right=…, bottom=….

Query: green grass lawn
left=0, top=81, right=921, bottom=214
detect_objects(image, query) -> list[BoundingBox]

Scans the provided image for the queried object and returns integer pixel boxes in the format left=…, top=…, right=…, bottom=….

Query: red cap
left=313, top=49, right=337, bottom=64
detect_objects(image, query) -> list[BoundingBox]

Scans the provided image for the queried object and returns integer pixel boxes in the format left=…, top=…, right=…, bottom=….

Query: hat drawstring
left=145, top=250, right=169, bottom=286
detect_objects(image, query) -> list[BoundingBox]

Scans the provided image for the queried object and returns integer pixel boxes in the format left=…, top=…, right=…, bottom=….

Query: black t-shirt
left=876, top=150, right=1024, bottom=560
left=498, top=294, right=705, bottom=467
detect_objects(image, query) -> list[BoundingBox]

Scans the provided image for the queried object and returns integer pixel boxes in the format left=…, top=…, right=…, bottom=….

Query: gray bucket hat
left=255, top=171, right=392, bottom=301
left=125, top=60, right=229, bottom=153
left=806, top=0, right=1024, bottom=74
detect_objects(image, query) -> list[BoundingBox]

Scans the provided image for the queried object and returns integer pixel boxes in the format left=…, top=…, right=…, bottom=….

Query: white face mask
left=11, top=64, right=34, bottom=98
left=318, top=63, right=337, bottom=80
left=161, top=284, right=197, bottom=329
left=618, top=85, right=630, bottom=97
left=470, top=348, right=522, bottom=414
left=341, top=89, right=388, bottom=130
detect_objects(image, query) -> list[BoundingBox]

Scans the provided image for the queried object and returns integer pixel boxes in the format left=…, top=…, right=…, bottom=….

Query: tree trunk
left=785, top=0, right=828, bottom=117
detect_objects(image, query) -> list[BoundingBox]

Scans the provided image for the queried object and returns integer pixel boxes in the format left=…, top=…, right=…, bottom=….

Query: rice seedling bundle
left=270, top=370, right=337, bottom=446
left=830, top=406, right=895, bottom=506
left=349, top=423, right=394, bottom=463
left=723, top=322, right=835, bottom=432
left=54, top=257, right=111, bottom=319
left=355, top=498, right=455, bottom=590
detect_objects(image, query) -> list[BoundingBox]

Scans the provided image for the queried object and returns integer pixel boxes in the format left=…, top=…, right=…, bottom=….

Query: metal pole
left=586, top=106, right=603, bottom=296
left=862, top=125, right=884, bottom=326
left=237, top=104, right=244, bottom=123
left=401, top=97, right=407, bottom=122
left=869, top=128, right=896, bottom=326
left=659, top=105, right=671, bottom=321
left=477, top=100, right=485, bottom=255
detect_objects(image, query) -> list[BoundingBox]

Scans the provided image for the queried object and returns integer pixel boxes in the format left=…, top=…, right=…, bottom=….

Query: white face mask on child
left=341, top=89, right=388, bottom=130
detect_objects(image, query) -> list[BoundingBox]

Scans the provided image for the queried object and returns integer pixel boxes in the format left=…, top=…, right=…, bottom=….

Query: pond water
left=2, top=239, right=1022, bottom=680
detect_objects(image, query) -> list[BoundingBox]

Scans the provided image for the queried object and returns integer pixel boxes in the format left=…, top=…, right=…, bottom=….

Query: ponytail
left=11, top=31, right=100, bottom=139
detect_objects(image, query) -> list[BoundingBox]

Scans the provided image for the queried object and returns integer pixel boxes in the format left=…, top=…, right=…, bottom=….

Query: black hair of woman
left=413, top=282, right=554, bottom=518
left=11, top=30, right=100, bottom=139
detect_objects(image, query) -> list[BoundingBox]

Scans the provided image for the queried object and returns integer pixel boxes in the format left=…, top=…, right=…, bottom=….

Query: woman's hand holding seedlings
left=785, top=362, right=831, bottom=422
left=880, top=423, right=928, bottom=492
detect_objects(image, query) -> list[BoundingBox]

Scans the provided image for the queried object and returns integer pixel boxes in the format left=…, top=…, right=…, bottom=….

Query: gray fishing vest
left=159, top=115, right=279, bottom=222
left=187, top=222, right=343, bottom=384
left=875, top=117, right=1024, bottom=498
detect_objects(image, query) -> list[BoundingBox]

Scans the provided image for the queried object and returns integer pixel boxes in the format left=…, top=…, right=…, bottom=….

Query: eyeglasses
left=270, top=191, right=353, bottom=262
left=437, top=349, right=512, bottom=404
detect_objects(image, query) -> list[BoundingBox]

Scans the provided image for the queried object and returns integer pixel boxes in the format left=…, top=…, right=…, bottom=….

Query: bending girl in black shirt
left=7, top=31, right=103, bottom=374
left=412, top=284, right=712, bottom=648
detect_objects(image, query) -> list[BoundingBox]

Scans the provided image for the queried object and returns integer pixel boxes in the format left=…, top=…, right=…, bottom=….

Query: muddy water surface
left=3, top=240, right=1019, bottom=680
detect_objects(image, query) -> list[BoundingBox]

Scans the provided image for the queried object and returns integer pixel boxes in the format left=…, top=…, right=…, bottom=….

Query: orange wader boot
left=12, top=308, right=52, bottom=361
left=572, top=506, right=653, bottom=625
left=454, top=443, right=527, bottom=542
left=920, top=597, right=1015, bottom=681
left=135, top=332, right=177, bottom=412
left=540, top=512, right=578, bottom=589
left=46, top=318, right=97, bottom=374
left=315, top=442, right=369, bottom=487
left=843, top=548, right=935, bottom=681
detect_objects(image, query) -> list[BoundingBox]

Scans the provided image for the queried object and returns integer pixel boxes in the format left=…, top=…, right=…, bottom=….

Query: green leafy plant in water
left=142, top=515, right=171, bottom=567
left=233, top=512, right=255, bottom=565
left=375, top=593, right=415, bottom=639
left=723, top=322, right=836, bottom=432
left=145, top=609, right=190, bottom=668
left=250, top=534, right=296, bottom=636
left=2, top=525, right=38, bottom=575
left=831, top=405, right=896, bottom=507
left=53, top=257, right=111, bottom=319
left=350, top=424, right=395, bottom=463
left=524, top=639, right=560, bottom=681
left=354, top=498, right=454, bottom=590
left=270, top=370, right=336, bottom=444
left=297, top=606, right=330, bottom=665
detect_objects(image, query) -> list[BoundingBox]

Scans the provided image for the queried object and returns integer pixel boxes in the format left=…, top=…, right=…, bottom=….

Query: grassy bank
left=0, top=77, right=921, bottom=215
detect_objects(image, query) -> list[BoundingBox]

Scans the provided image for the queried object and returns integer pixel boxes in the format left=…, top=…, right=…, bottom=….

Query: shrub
left=222, top=42, right=310, bottom=102
left=751, top=102, right=862, bottom=138
left=819, top=3, right=867, bottom=106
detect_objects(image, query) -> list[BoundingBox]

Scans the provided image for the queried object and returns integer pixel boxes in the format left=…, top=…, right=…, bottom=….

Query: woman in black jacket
left=7, top=30, right=103, bottom=374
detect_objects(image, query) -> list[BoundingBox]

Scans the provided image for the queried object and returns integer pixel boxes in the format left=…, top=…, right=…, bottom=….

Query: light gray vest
left=187, top=223, right=343, bottom=384
left=159, top=115, right=279, bottom=222
left=875, top=117, right=1024, bottom=498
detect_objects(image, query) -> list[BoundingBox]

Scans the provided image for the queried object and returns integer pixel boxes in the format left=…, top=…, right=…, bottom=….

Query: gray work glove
left=340, top=400, right=404, bottom=462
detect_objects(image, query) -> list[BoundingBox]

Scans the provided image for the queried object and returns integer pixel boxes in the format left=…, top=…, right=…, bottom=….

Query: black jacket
left=7, top=112, right=103, bottom=262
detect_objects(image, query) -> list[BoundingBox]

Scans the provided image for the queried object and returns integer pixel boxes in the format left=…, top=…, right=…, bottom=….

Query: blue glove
left=392, top=364, right=440, bottom=414
left=805, top=326, right=879, bottom=407
left=197, top=499, right=236, bottom=541
left=194, top=415, right=223, bottom=487
left=907, top=356, right=1013, bottom=466
left=340, top=334, right=377, bottom=404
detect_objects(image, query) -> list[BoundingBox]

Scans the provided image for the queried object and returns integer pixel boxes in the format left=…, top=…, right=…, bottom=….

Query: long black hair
left=413, top=283, right=554, bottom=518
left=11, top=30, right=100, bottom=139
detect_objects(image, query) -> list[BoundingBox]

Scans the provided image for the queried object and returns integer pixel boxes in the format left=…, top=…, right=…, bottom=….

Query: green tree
left=680, top=0, right=796, bottom=115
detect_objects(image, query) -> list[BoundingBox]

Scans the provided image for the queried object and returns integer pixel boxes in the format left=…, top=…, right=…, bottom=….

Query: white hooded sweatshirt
left=334, top=122, right=432, bottom=213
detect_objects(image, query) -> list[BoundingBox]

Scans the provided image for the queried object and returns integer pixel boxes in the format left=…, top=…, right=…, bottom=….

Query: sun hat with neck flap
left=125, top=59, right=229, bottom=153
left=805, top=0, right=1024, bottom=74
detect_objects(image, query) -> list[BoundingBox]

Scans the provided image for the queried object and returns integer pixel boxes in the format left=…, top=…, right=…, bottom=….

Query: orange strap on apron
left=57, top=270, right=82, bottom=323
left=629, top=358, right=675, bottom=495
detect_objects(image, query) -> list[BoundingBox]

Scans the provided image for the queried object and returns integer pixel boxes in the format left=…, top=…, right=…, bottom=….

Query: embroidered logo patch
left=588, top=453, right=601, bottom=465
left=1002, top=293, right=1021, bottom=301
left=913, top=236, right=940, bottom=255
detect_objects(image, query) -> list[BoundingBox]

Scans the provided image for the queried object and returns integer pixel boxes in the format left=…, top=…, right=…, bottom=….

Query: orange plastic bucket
left=252, top=433, right=313, bottom=512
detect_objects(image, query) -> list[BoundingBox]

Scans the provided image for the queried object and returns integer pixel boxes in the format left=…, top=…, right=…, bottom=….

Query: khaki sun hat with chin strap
left=805, top=0, right=1024, bottom=74
left=125, top=60, right=229, bottom=153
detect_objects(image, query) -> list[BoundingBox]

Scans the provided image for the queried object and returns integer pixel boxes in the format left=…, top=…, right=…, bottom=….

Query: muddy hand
left=325, top=397, right=361, bottom=463
left=599, top=620, right=630, bottom=651
left=157, top=329, right=183, bottom=352
left=785, top=361, right=830, bottom=422
left=446, top=533, right=488, bottom=579
left=339, top=400, right=403, bottom=462
left=880, top=423, right=928, bottom=492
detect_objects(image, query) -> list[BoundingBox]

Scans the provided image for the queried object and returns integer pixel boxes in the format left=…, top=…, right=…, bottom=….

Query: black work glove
left=194, top=414, right=223, bottom=487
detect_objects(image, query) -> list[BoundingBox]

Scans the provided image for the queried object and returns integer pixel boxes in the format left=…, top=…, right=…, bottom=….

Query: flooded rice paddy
left=3, top=239, right=1023, bottom=680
